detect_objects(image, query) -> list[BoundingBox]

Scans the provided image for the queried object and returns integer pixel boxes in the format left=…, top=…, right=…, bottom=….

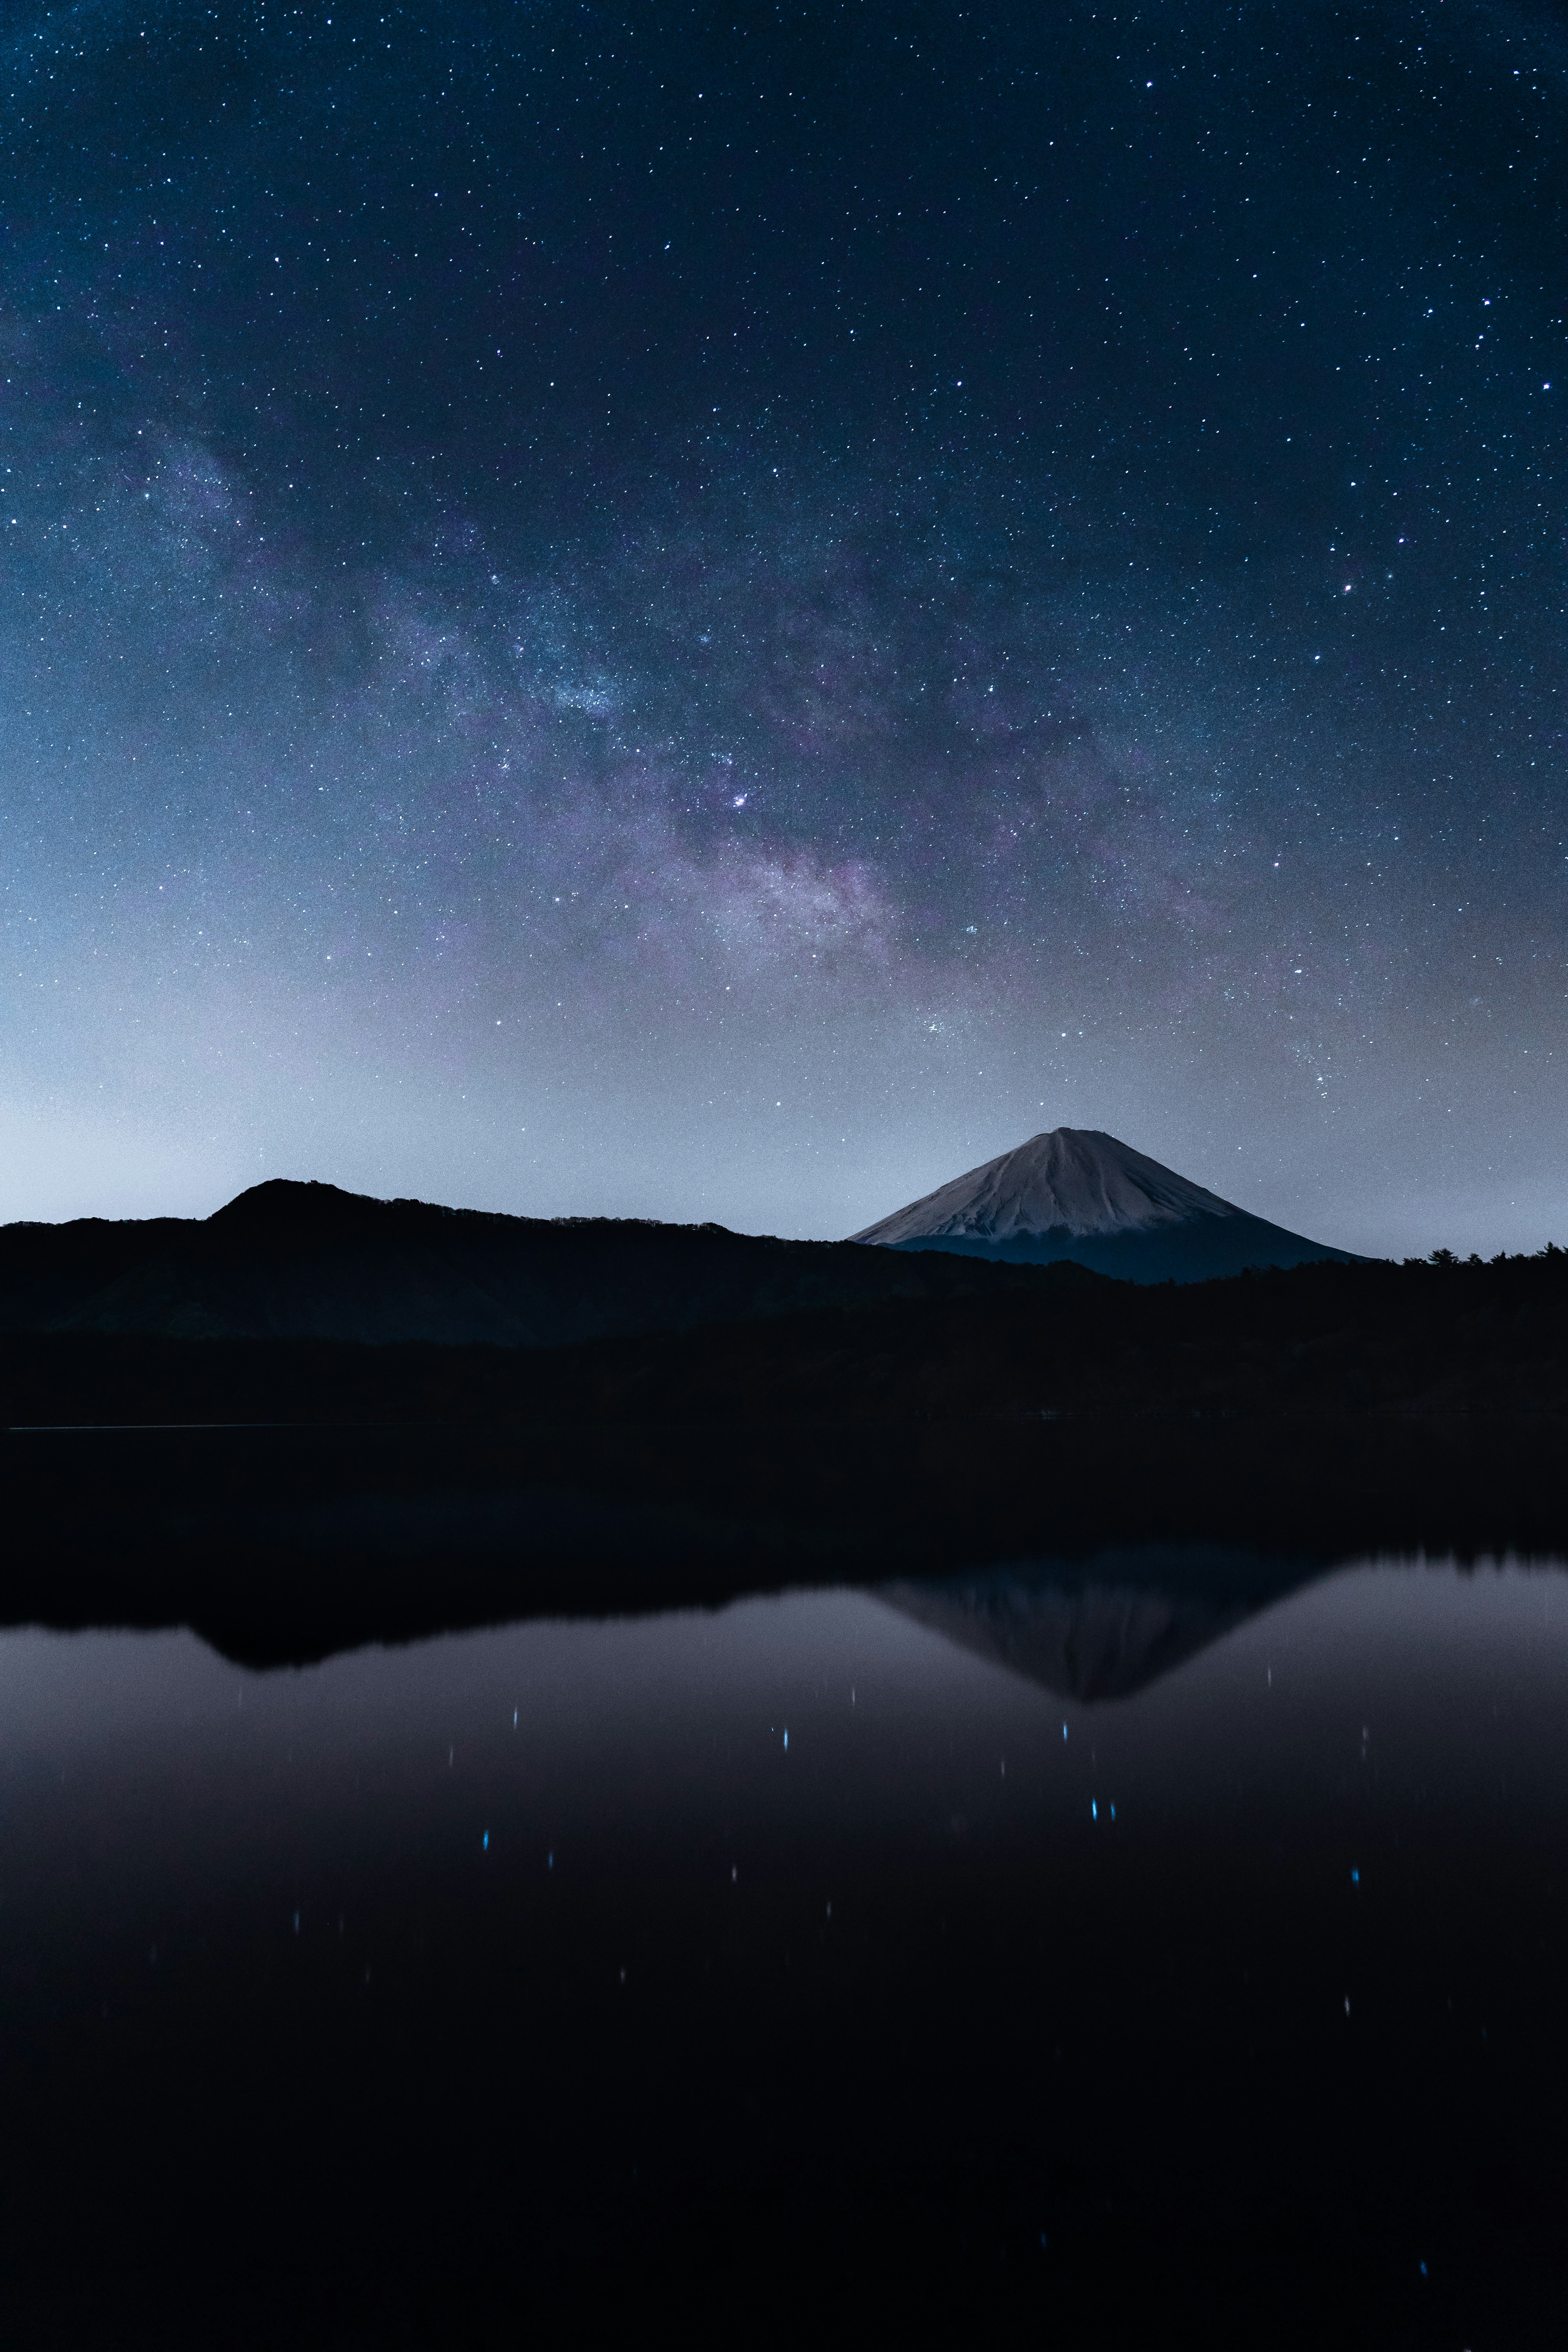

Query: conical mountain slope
left=851, top=1127, right=1357, bottom=1283
left=881, top=1549, right=1324, bottom=1704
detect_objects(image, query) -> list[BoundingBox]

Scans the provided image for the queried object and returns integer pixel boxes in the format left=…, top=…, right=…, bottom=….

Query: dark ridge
left=886, top=1208, right=1358, bottom=1283
left=0, top=1178, right=1109, bottom=1348
left=1, top=1244, right=1564, bottom=1668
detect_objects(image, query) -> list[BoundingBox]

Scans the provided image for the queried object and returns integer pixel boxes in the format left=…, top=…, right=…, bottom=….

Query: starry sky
left=1, top=0, right=1564, bottom=1252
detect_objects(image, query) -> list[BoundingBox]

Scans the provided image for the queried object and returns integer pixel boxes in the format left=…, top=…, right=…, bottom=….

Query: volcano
left=851, top=1126, right=1358, bottom=1283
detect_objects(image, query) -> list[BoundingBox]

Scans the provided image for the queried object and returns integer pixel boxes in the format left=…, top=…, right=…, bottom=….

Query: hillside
left=1, top=1246, right=1564, bottom=1671
left=0, top=1177, right=1094, bottom=1345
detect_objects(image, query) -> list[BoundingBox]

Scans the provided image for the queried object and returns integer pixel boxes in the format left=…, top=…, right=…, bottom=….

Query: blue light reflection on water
left=1, top=1556, right=1566, bottom=2335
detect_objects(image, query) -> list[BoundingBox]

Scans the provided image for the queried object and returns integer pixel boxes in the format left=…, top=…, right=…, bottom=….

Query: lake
left=2, top=1550, right=1564, bottom=2341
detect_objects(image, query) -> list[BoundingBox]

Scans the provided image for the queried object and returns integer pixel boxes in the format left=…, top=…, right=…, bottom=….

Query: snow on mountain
left=852, top=1128, right=1238, bottom=1245
left=851, top=1127, right=1357, bottom=1282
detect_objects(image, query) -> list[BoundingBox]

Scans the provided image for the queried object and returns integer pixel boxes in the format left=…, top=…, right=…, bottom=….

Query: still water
left=2, top=1554, right=1566, bottom=2342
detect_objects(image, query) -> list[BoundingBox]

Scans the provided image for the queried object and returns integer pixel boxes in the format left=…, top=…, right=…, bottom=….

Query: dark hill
left=0, top=1177, right=1107, bottom=1347
left=2, top=1243, right=1566, bottom=1666
left=879, top=1211, right=1352, bottom=1284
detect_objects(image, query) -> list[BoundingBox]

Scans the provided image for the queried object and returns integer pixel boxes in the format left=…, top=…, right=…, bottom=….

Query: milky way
left=2, top=0, right=1564, bottom=1250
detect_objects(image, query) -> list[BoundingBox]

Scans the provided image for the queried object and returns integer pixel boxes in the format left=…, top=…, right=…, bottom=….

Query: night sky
left=2, top=1, right=1564, bottom=1252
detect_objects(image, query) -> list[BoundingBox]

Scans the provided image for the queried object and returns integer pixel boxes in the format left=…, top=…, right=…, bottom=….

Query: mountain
left=880, top=1550, right=1320, bottom=1704
left=0, top=1176, right=1100, bottom=1348
left=0, top=1139, right=1360, bottom=1347
left=851, top=1126, right=1358, bottom=1283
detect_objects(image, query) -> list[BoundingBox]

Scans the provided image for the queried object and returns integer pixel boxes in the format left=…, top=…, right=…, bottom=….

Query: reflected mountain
left=0, top=1420, right=1330, bottom=1687
left=880, top=1548, right=1327, bottom=1703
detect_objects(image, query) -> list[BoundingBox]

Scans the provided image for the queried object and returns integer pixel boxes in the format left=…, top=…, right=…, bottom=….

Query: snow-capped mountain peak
left=850, top=1127, right=1356, bottom=1283
left=851, top=1128, right=1238, bottom=1246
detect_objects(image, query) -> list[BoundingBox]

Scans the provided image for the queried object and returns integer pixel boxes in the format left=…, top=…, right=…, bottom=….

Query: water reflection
left=881, top=1545, right=1323, bottom=1701
left=1, top=1553, right=1566, bottom=2340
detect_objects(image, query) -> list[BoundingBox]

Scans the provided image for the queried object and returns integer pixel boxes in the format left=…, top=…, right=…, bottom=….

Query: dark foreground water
left=3, top=1554, right=1567, bottom=2344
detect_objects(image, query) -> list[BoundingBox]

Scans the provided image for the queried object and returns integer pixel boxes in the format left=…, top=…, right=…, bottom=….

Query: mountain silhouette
left=0, top=1176, right=1102, bottom=1347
